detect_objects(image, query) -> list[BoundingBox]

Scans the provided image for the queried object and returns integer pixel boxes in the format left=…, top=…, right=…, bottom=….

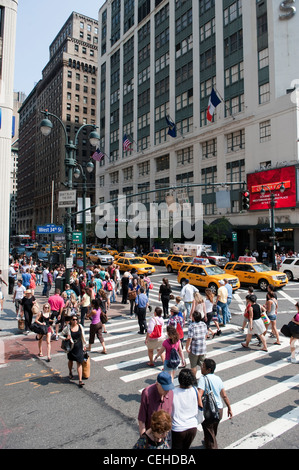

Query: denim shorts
left=267, top=313, right=277, bottom=322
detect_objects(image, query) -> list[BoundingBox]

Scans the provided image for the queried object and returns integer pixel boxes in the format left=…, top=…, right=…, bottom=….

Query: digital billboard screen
left=247, top=166, right=297, bottom=211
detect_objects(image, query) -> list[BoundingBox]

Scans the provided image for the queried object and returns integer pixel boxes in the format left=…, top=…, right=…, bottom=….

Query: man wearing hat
left=217, top=280, right=228, bottom=327
left=138, top=371, right=174, bottom=437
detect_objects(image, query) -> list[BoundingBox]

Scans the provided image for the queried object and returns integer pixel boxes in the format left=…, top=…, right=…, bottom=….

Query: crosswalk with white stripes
left=81, top=283, right=299, bottom=449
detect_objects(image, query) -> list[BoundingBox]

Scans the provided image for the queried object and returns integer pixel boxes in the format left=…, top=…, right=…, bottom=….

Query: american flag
left=123, top=134, right=132, bottom=152
left=92, top=148, right=105, bottom=162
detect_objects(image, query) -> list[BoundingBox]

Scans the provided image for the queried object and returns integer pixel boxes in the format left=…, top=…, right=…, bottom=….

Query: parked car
left=88, top=250, right=114, bottom=264
left=281, top=257, right=299, bottom=281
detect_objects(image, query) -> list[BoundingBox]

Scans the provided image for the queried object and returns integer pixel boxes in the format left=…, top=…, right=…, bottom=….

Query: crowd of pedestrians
left=3, top=249, right=299, bottom=450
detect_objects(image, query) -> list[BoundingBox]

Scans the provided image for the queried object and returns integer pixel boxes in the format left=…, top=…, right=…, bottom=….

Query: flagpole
left=214, top=87, right=235, bottom=120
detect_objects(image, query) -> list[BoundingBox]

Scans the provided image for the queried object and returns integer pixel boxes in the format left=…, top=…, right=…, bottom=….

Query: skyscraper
left=96, top=0, right=299, bottom=253
left=17, top=12, right=98, bottom=237
left=0, top=0, right=18, bottom=278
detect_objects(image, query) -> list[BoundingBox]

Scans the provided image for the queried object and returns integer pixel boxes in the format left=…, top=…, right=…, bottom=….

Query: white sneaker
left=291, top=357, right=299, bottom=364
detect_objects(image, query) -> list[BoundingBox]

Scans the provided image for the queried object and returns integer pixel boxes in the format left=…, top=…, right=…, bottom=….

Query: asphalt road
left=0, top=265, right=298, bottom=451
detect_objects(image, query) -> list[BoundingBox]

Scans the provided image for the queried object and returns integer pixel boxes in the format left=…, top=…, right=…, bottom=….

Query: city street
left=0, top=266, right=298, bottom=450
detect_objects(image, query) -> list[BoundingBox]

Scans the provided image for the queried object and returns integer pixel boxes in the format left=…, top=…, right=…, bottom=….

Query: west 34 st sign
left=279, top=0, right=296, bottom=19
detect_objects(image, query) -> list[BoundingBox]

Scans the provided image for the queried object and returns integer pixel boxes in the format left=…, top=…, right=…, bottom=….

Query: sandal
left=79, top=382, right=84, bottom=388
left=241, top=342, right=249, bottom=349
left=274, top=342, right=281, bottom=345
left=69, top=372, right=74, bottom=379
left=147, top=362, right=155, bottom=367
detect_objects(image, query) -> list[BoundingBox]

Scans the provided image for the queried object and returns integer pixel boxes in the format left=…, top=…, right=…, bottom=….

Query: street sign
left=58, top=190, right=77, bottom=208
left=232, top=232, right=238, bottom=242
left=37, top=224, right=64, bottom=234
left=72, top=231, right=83, bottom=244
left=66, top=257, right=73, bottom=269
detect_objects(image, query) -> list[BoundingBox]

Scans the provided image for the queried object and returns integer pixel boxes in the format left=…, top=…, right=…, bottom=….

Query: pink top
left=91, top=308, right=102, bottom=325
left=48, top=294, right=64, bottom=312
left=162, top=338, right=179, bottom=360
left=294, top=313, right=299, bottom=322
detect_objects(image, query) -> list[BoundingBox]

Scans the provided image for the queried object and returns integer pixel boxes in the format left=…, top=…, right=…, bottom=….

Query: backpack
left=105, top=280, right=113, bottom=291
left=167, top=345, right=180, bottom=369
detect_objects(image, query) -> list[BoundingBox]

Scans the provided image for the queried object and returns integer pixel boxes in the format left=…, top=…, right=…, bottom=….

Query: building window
left=156, top=155, right=169, bottom=172
left=226, top=129, right=245, bottom=153
left=177, top=147, right=194, bottom=166
left=259, top=120, right=271, bottom=142
left=258, top=48, right=269, bottom=69
left=138, top=161, right=150, bottom=176
left=202, top=139, right=217, bottom=159
left=259, top=82, right=270, bottom=104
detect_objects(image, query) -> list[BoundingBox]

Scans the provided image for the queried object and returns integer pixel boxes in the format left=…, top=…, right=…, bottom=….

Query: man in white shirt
left=13, top=280, right=26, bottom=318
left=8, top=264, right=16, bottom=295
left=42, top=267, right=49, bottom=296
left=180, top=280, right=199, bottom=322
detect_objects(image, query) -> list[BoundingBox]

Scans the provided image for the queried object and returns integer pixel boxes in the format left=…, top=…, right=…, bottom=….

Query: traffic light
left=242, top=190, right=250, bottom=210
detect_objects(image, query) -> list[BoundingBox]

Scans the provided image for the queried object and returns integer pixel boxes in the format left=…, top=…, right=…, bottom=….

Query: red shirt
left=138, top=383, right=173, bottom=430
left=48, top=294, right=64, bottom=312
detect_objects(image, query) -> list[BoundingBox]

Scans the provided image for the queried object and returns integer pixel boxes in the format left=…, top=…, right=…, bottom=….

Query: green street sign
left=232, top=232, right=238, bottom=242
left=72, top=231, right=83, bottom=244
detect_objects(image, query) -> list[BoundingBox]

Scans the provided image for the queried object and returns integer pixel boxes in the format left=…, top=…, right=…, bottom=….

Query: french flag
left=207, top=88, right=221, bottom=122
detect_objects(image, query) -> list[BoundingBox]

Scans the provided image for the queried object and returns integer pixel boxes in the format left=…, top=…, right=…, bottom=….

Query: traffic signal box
left=240, top=190, right=250, bottom=210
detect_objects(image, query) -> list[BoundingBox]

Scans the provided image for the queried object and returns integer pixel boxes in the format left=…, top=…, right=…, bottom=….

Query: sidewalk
left=0, top=283, right=129, bottom=339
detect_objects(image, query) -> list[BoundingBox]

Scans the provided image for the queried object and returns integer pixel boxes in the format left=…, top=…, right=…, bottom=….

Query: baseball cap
left=157, top=371, right=174, bottom=391
left=219, top=280, right=225, bottom=285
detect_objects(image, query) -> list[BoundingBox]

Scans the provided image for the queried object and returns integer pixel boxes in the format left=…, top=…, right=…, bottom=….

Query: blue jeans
left=42, top=282, right=48, bottom=296
left=227, top=297, right=232, bottom=321
left=184, top=302, right=193, bottom=322
left=217, top=301, right=228, bottom=326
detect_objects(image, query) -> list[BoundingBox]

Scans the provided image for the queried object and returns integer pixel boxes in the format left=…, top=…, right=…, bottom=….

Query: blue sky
left=14, top=0, right=105, bottom=96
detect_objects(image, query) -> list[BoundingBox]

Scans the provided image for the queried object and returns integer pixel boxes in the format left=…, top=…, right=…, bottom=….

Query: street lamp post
left=260, top=182, right=286, bottom=270
left=40, top=110, right=100, bottom=283
left=74, top=161, right=94, bottom=270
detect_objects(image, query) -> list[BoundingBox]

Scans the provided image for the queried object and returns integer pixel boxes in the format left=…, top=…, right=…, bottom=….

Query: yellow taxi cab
left=166, top=254, right=194, bottom=273
left=224, top=256, right=288, bottom=291
left=116, top=256, right=156, bottom=275
left=177, top=259, right=240, bottom=294
left=114, top=251, right=146, bottom=262
left=143, top=252, right=168, bottom=266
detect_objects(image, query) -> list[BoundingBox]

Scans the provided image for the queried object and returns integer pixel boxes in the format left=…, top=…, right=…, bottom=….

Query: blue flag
left=165, top=115, right=177, bottom=138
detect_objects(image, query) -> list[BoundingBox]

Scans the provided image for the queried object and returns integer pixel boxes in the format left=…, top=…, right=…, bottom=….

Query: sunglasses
left=71, top=318, right=78, bottom=321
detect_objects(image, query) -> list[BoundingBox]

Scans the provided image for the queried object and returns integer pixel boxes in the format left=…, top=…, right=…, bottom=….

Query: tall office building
left=17, top=12, right=98, bottom=237
left=96, top=0, right=299, bottom=254
left=0, top=0, right=18, bottom=277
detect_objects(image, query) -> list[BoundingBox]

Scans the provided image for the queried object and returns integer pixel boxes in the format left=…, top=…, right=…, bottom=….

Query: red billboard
left=247, top=166, right=297, bottom=210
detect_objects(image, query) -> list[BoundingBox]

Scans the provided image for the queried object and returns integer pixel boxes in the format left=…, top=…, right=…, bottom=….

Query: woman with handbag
left=128, top=277, right=140, bottom=317
left=86, top=298, right=107, bottom=355
left=34, top=303, right=54, bottom=361
left=145, top=307, right=165, bottom=367
left=197, top=358, right=233, bottom=449
left=60, top=314, right=87, bottom=388
left=241, top=294, right=268, bottom=352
